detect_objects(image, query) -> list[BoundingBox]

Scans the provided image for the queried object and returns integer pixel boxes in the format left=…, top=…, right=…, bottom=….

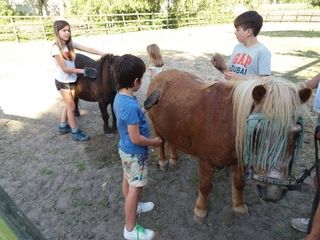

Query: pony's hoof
left=194, top=207, right=207, bottom=219
left=233, top=204, right=249, bottom=215
left=105, top=133, right=115, bottom=138
left=169, top=158, right=178, bottom=168
left=193, top=213, right=207, bottom=224
left=159, top=160, right=169, bottom=171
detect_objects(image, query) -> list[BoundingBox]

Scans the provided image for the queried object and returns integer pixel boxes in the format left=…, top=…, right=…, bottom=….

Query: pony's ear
left=252, top=85, right=266, bottom=103
left=211, top=53, right=227, bottom=73
left=299, top=88, right=312, bottom=103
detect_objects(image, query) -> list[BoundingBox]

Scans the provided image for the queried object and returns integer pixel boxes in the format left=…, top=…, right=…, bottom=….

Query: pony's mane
left=200, top=79, right=234, bottom=90
left=232, top=77, right=308, bottom=169
left=96, top=54, right=117, bottom=94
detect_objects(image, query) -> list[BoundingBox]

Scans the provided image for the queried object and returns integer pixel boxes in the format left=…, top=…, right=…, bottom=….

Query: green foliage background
left=0, top=0, right=15, bottom=15
left=0, top=0, right=318, bottom=17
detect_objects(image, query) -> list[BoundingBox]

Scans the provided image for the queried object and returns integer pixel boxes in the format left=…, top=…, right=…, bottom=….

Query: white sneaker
left=291, top=218, right=309, bottom=233
left=137, top=202, right=155, bottom=214
left=123, top=224, right=155, bottom=240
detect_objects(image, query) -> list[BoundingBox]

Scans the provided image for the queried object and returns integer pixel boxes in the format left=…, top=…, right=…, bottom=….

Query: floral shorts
left=119, top=149, right=149, bottom=187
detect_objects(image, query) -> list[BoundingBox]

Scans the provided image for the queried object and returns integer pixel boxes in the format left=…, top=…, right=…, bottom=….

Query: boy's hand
left=151, top=137, right=162, bottom=147
left=224, top=71, right=235, bottom=80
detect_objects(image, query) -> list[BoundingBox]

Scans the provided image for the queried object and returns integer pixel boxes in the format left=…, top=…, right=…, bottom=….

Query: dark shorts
left=55, top=79, right=76, bottom=91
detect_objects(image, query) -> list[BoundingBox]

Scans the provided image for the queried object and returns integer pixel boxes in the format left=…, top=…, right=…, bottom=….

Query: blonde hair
left=232, top=77, right=308, bottom=168
left=147, top=44, right=164, bottom=67
left=53, top=20, right=75, bottom=61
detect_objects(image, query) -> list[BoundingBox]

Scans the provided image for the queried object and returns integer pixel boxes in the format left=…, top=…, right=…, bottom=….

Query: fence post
left=105, top=15, right=109, bottom=34
left=136, top=12, right=141, bottom=31
left=295, top=12, right=299, bottom=22
left=40, top=16, right=47, bottom=40
left=151, top=13, right=155, bottom=30
left=122, top=13, right=127, bottom=31
left=10, top=17, right=19, bottom=43
left=86, top=17, right=91, bottom=36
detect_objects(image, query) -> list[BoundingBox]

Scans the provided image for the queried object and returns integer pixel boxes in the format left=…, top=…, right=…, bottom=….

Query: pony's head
left=233, top=77, right=311, bottom=201
left=96, top=54, right=119, bottom=94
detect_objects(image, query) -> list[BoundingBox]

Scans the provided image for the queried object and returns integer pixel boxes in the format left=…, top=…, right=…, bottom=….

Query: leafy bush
left=0, top=0, right=16, bottom=16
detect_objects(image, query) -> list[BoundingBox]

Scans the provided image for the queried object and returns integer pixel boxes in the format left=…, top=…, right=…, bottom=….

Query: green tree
left=310, top=0, right=320, bottom=7
left=36, top=0, right=48, bottom=15
left=68, top=0, right=161, bottom=15
left=0, top=0, right=15, bottom=15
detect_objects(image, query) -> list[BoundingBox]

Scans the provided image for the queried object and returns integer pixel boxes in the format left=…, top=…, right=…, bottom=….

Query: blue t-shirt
left=113, top=92, right=150, bottom=154
left=227, top=42, right=271, bottom=76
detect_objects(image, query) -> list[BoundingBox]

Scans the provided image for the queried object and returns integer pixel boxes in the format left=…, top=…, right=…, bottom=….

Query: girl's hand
left=151, top=137, right=162, bottom=147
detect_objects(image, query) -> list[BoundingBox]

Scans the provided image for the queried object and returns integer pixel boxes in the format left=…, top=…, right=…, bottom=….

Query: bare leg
left=59, top=89, right=77, bottom=129
left=231, top=165, right=248, bottom=214
left=124, top=181, right=142, bottom=231
left=194, top=160, right=214, bottom=218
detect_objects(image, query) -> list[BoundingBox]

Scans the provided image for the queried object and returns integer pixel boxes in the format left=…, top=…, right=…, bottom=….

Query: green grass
left=39, top=167, right=54, bottom=176
left=73, top=158, right=86, bottom=172
left=261, top=30, right=320, bottom=38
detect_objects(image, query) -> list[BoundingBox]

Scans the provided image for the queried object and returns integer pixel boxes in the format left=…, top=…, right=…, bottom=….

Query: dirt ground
left=1, top=23, right=320, bottom=240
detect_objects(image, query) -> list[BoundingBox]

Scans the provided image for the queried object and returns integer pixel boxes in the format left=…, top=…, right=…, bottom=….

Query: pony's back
left=75, top=53, right=97, bottom=69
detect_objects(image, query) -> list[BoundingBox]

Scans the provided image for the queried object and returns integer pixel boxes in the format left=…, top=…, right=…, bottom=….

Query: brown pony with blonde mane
left=74, top=53, right=118, bottom=137
left=147, top=69, right=311, bottom=219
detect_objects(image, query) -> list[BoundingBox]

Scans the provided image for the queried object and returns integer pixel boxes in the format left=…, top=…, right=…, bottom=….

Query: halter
left=244, top=112, right=304, bottom=191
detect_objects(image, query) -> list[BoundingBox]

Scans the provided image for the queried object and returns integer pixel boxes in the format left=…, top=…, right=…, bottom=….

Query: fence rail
left=0, top=11, right=234, bottom=42
left=1, top=10, right=320, bottom=42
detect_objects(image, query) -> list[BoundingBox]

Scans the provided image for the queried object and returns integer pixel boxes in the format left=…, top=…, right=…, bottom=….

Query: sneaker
left=59, top=124, right=71, bottom=134
left=291, top=218, right=309, bottom=233
left=123, top=224, right=155, bottom=240
left=72, top=129, right=89, bottom=141
left=137, top=202, right=155, bottom=215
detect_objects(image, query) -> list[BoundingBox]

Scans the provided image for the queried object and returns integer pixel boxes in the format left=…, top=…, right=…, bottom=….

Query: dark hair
left=234, top=11, right=263, bottom=36
left=113, top=54, right=146, bottom=90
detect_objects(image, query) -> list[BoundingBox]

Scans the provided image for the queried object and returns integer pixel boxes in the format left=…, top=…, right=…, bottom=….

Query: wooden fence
left=1, top=10, right=320, bottom=43
left=0, top=12, right=234, bottom=42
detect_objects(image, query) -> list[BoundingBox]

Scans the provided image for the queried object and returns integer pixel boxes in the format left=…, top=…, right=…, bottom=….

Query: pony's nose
left=256, top=183, right=288, bottom=202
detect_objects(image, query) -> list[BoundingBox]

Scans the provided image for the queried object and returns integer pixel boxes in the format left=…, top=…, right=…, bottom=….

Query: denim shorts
left=119, top=149, right=149, bottom=187
left=55, top=79, right=76, bottom=91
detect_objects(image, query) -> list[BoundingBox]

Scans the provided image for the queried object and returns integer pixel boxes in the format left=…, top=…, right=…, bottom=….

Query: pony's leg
left=194, top=160, right=214, bottom=218
left=74, top=97, right=80, bottom=117
left=155, top=133, right=167, bottom=171
left=231, top=165, right=248, bottom=214
left=110, top=97, right=117, bottom=133
left=168, top=144, right=178, bottom=167
left=98, top=102, right=113, bottom=137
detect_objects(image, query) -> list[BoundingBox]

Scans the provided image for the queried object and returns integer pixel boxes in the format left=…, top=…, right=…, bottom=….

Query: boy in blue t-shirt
left=224, top=11, right=271, bottom=80
left=113, top=54, right=162, bottom=240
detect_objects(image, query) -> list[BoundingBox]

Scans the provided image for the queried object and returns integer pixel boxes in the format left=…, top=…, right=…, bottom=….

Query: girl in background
left=146, top=44, right=164, bottom=80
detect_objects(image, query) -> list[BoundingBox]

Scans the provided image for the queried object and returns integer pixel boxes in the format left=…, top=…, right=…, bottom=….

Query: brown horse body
left=147, top=69, right=311, bottom=218
left=75, top=53, right=117, bottom=136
